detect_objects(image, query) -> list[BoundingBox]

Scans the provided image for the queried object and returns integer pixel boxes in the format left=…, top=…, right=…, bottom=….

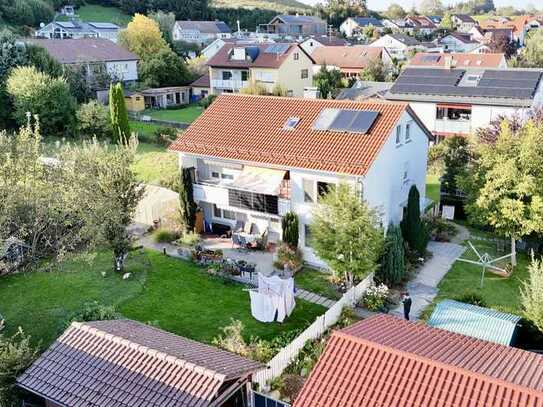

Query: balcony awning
left=229, top=166, right=286, bottom=195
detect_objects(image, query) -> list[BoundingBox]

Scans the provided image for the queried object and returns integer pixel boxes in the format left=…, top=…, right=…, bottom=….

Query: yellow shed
left=124, top=91, right=145, bottom=112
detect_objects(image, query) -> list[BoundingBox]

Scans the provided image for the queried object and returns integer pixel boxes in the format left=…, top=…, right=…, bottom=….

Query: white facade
left=177, top=111, right=429, bottom=267
left=105, top=60, right=138, bottom=82
left=35, top=22, right=120, bottom=43
left=173, top=26, right=231, bottom=46
left=440, top=35, right=479, bottom=53
left=369, top=35, right=422, bottom=60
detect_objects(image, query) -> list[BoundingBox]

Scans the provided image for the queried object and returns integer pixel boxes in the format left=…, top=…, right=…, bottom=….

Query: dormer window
left=284, top=117, right=300, bottom=130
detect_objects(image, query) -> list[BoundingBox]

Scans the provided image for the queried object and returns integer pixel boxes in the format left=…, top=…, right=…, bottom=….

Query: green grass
left=57, top=5, right=131, bottom=26
left=211, top=0, right=311, bottom=12
left=295, top=268, right=341, bottom=300
left=145, top=105, right=204, bottom=124
left=132, top=142, right=178, bottom=185
left=0, top=250, right=325, bottom=347
left=423, top=237, right=529, bottom=319
left=426, top=174, right=440, bottom=204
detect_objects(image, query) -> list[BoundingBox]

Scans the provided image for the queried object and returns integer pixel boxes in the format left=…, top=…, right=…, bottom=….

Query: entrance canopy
left=229, top=166, right=286, bottom=195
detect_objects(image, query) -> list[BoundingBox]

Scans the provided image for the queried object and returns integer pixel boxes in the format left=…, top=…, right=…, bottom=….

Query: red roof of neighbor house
left=311, top=45, right=385, bottom=71
left=407, top=15, right=437, bottom=29
left=17, top=320, right=263, bottom=407
left=409, top=52, right=505, bottom=68
left=206, top=43, right=309, bottom=69
left=168, top=94, right=429, bottom=176
left=294, top=314, right=543, bottom=407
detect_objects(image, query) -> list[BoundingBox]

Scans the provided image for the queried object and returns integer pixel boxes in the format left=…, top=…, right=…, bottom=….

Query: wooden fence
left=252, top=273, right=374, bottom=390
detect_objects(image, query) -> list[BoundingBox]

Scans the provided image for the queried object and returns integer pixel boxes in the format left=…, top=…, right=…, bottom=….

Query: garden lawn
left=145, top=105, right=204, bottom=123
left=132, top=142, right=178, bottom=185
left=426, top=174, right=440, bottom=204
left=57, top=5, right=131, bottom=26
left=295, top=268, right=341, bottom=300
left=0, top=250, right=325, bottom=348
left=423, top=237, right=529, bottom=318
left=121, top=253, right=326, bottom=343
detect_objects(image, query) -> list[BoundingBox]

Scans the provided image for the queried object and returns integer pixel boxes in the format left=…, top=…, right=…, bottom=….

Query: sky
left=298, top=0, right=536, bottom=12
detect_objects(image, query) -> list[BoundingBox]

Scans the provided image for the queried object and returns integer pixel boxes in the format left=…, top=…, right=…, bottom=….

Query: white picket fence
left=253, top=273, right=374, bottom=390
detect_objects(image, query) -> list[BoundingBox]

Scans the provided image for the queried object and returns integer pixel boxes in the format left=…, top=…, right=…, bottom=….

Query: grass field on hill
left=57, top=4, right=131, bottom=26
left=211, top=0, right=311, bottom=12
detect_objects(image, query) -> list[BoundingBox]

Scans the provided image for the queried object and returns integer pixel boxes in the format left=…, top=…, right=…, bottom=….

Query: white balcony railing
left=211, top=79, right=248, bottom=90
left=434, top=119, right=471, bottom=134
left=278, top=198, right=291, bottom=216
left=192, top=183, right=229, bottom=207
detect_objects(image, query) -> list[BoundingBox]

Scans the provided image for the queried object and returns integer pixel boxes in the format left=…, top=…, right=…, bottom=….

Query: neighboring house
left=382, top=18, right=415, bottom=34
left=207, top=43, right=314, bottom=97
left=339, top=17, right=384, bottom=38
left=26, top=38, right=138, bottom=83
left=428, top=300, right=521, bottom=346
left=405, top=15, right=437, bottom=35
left=293, top=314, right=543, bottom=407
left=369, top=34, right=423, bottom=60
left=299, top=36, right=349, bottom=55
left=35, top=19, right=120, bottom=42
left=479, top=15, right=541, bottom=45
left=311, top=45, right=393, bottom=77
left=427, top=15, right=442, bottom=25
left=172, top=20, right=232, bottom=46
left=141, top=86, right=190, bottom=109
left=18, top=320, right=263, bottom=407
left=201, top=37, right=276, bottom=61
left=439, top=32, right=481, bottom=52
left=258, top=14, right=327, bottom=36
left=336, top=80, right=393, bottom=101
left=452, top=14, right=478, bottom=32
left=168, top=94, right=431, bottom=266
left=385, top=67, right=543, bottom=141
left=191, top=73, right=211, bottom=99
left=409, top=52, right=507, bottom=69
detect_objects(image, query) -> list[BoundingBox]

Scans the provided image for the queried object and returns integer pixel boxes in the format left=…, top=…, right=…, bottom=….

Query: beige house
left=206, top=43, right=314, bottom=97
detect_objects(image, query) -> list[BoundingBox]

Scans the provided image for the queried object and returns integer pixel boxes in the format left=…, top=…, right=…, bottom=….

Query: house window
left=293, top=52, right=299, bottom=60
left=301, top=69, right=308, bottom=79
left=221, top=173, right=234, bottom=180
left=402, top=162, right=409, bottom=184
left=303, top=179, right=315, bottom=203
left=213, top=204, right=222, bottom=218
left=241, top=71, right=249, bottom=81
left=304, top=224, right=313, bottom=248
left=287, top=90, right=293, bottom=97
left=284, top=117, right=300, bottom=130
left=211, top=171, right=220, bottom=178
left=223, top=209, right=236, bottom=220
left=222, top=71, right=232, bottom=80
left=317, top=181, right=334, bottom=200
left=405, top=122, right=411, bottom=142
left=395, top=125, right=402, bottom=145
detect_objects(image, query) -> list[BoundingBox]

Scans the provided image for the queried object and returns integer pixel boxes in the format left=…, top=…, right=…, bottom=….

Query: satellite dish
left=40, top=22, right=45, bottom=28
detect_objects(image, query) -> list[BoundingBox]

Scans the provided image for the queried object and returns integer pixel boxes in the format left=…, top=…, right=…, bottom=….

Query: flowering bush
left=362, top=284, right=389, bottom=311
left=273, top=243, right=303, bottom=272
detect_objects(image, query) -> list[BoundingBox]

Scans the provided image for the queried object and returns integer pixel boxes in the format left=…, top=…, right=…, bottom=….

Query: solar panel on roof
left=349, top=111, right=379, bottom=133
left=264, top=44, right=290, bottom=55
left=421, top=55, right=441, bottom=63
left=88, top=22, right=118, bottom=29
left=313, top=109, right=380, bottom=134
left=57, top=21, right=76, bottom=28
left=330, top=110, right=357, bottom=131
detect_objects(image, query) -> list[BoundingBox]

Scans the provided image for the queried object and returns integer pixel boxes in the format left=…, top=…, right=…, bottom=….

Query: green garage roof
left=428, top=299, right=521, bottom=346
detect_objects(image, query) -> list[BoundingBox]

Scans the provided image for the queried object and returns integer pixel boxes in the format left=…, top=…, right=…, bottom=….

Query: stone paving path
left=390, top=241, right=466, bottom=320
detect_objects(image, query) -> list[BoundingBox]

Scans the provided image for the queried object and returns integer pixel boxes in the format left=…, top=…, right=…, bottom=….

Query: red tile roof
left=17, top=320, right=263, bottom=407
left=206, top=43, right=308, bottom=69
left=168, top=94, right=428, bottom=176
left=409, top=52, right=505, bottom=68
left=294, top=315, right=543, bottom=407
left=311, top=45, right=384, bottom=70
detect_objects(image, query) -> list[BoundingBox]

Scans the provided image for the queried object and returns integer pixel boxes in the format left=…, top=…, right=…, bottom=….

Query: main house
left=207, top=43, right=314, bottom=97
left=35, top=19, right=120, bottom=42
left=385, top=67, right=543, bottom=141
left=172, top=20, right=232, bottom=46
left=27, top=38, right=139, bottom=84
left=168, top=94, right=431, bottom=266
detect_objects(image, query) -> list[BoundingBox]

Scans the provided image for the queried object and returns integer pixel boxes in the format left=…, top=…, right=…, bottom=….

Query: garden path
left=390, top=241, right=466, bottom=320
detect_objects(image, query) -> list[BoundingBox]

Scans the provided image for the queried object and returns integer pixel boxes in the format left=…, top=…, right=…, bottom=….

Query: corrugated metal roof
left=428, top=299, right=521, bottom=345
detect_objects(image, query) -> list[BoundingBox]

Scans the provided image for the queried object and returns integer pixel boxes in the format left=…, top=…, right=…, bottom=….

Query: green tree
left=458, top=120, right=543, bottom=266
left=23, top=44, right=63, bottom=77
left=378, top=224, right=405, bottom=286
left=109, top=83, right=130, bottom=143
left=313, top=64, right=343, bottom=99
left=179, top=167, right=197, bottom=232
left=359, top=57, right=387, bottom=82
left=318, top=0, right=367, bottom=28
left=148, top=10, right=176, bottom=45
left=384, top=3, right=406, bottom=19
left=77, top=101, right=112, bottom=139
left=6, top=66, right=76, bottom=136
left=521, top=258, right=543, bottom=333
left=281, top=212, right=299, bottom=248
left=418, top=0, right=445, bottom=15
left=440, top=12, right=454, bottom=30
left=118, top=14, right=170, bottom=61
left=400, top=185, right=428, bottom=256
left=240, top=80, right=268, bottom=95
left=0, top=29, right=26, bottom=129
left=441, top=136, right=471, bottom=194
left=139, top=48, right=192, bottom=87
left=523, top=30, right=543, bottom=68
left=0, top=329, right=39, bottom=407
left=311, top=183, right=383, bottom=288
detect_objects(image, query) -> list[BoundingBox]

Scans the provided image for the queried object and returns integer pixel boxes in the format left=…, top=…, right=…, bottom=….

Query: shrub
left=400, top=185, right=429, bottom=256
left=153, top=228, right=179, bottom=243
left=153, top=126, right=177, bottom=146
left=198, top=94, right=217, bottom=109
left=177, top=231, right=200, bottom=247
left=424, top=216, right=457, bottom=242
left=0, top=329, right=39, bottom=407
left=378, top=225, right=405, bottom=286
left=521, top=258, right=543, bottom=332
left=454, top=291, right=487, bottom=308
left=77, top=101, right=112, bottom=139
left=362, top=284, right=389, bottom=311
left=281, top=212, right=299, bottom=248
left=64, top=302, right=120, bottom=329
left=274, top=243, right=303, bottom=271
left=212, top=319, right=250, bottom=357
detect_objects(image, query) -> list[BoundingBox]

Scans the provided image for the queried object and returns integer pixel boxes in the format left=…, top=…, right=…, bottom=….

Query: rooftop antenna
left=457, top=241, right=514, bottom=288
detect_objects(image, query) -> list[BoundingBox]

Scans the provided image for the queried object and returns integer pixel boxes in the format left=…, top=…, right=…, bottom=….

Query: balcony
left=192, top=182, right=229, bottom=207
left=434, top=119, right=471, bottom=135
left=211, top=79, right=248, bottom=90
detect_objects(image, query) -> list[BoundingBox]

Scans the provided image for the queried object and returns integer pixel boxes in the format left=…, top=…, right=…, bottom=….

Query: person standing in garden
left=402, top=292, right=412, bottom=320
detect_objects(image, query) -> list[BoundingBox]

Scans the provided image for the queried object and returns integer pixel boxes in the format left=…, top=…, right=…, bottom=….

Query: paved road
left=391, top=241, right=466, bottom=320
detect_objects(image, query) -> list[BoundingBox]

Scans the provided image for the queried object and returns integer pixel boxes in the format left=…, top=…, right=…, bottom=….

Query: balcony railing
left=434, top=119, right=471, bottom=135
left=211, top=79, right=248, bottom=90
